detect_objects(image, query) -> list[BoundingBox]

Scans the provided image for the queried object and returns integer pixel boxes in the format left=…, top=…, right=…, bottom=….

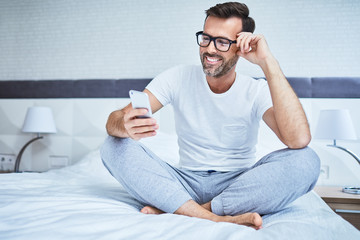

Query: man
left=101, top=2, right=320, bottom=229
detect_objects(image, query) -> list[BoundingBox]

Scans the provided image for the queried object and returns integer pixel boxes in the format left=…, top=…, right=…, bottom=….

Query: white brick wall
left=0, top=0, right=359, bottom=80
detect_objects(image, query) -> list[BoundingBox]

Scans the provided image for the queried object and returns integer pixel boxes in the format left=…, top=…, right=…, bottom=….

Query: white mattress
left=0, top=133, right=359, bottom=240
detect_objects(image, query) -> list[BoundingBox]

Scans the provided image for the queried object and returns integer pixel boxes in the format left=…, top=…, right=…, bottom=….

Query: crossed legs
left=100, top=136, right=320, bottom=229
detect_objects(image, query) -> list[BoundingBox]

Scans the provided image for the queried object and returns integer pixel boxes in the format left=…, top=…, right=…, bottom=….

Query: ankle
left=212, top=215, right=231, bottom=223
left=201, top=202, right=212, bottom=212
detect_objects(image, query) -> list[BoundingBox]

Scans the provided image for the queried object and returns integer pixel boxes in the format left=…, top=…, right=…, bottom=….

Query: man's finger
left=126, top=108, right=149, bottom=120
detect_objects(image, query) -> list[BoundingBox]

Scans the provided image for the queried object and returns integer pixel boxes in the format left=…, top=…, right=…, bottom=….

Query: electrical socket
left=0, top=154, right=16, bottom=172
left=320, top=165, right=329, bottom=179
left=49, top=155, right=69, bottom=169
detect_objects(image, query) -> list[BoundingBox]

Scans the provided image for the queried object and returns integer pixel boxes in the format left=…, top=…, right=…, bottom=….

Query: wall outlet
left=0, top=154, right=16, bottom=172
left=320, top=165, right=329, bottom=179
left=48, top=155, right=69, bottom=169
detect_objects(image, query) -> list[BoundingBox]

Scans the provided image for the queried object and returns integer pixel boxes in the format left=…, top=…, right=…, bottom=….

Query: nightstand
left=314, top=186, right=360, bottom=230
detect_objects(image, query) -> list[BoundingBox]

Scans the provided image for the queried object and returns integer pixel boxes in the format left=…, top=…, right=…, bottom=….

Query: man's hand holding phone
left=125, top=90, right=159, bottom=140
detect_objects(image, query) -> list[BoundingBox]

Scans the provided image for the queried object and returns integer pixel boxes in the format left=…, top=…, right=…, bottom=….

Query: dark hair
left=205, top=2, right=255, bottom=33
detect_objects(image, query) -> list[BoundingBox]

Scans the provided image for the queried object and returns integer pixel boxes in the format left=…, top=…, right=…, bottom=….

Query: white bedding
left=1, top=134, right=359, bottom=240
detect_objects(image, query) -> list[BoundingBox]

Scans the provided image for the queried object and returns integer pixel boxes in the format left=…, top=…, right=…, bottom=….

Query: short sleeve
left=253, top=79, right=273, bottom=120
left=145, top=65, right=183, bottom=107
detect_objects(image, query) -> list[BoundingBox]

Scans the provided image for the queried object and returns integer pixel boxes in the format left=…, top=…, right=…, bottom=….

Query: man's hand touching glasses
left=236, top=32, right=276, bottom=69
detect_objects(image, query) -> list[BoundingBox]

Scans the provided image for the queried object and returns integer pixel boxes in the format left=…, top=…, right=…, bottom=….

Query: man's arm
left=236, top=33, right=311, bottom=149
left=261, top=61, right=311, bottom=149
left=106, top=89, right=163, bottom=140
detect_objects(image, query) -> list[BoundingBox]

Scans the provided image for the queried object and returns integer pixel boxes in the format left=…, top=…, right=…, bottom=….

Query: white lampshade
left=315, top=109, right=357, bottom=140
left=22, top=106, right=57, bottom=133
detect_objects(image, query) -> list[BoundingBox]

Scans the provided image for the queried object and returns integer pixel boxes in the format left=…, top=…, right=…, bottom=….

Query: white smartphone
left=129, top=90, right=153, bottom=118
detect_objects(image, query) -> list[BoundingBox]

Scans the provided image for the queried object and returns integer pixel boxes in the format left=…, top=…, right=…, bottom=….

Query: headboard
left=1, top=77, right=360, bottom=98
left=0, top=79, right=151, bottom=98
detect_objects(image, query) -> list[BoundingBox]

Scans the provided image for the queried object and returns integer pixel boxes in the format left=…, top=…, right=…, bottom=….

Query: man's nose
left=207, top=40, right=218, bottom=53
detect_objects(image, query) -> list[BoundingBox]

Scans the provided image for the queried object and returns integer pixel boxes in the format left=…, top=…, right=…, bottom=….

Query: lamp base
left=343, top=187, right=360, bottom=195
left=15, top=136, right=43, bottom=173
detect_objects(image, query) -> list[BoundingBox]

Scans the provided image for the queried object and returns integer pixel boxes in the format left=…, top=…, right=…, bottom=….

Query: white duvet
left=0, top=134, right=359, bottom=240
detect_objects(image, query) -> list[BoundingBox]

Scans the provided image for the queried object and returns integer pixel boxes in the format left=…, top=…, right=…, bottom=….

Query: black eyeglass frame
left=196, top=31, right=237, bottom=52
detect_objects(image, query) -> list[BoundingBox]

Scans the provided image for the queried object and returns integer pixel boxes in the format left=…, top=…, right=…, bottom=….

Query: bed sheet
left=1, top=134, right=359, bottom=240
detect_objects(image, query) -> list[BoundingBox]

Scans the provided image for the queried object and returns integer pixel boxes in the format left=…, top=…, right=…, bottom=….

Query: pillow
left=56, top=132, right=180, bottom=183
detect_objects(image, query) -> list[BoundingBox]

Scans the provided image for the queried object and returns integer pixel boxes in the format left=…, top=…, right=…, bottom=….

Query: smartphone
left=129, top=90, right=153, bottom=118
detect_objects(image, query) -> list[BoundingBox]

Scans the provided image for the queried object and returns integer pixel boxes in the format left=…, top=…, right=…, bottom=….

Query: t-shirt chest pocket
left=221, top=124, right=248, bottom=148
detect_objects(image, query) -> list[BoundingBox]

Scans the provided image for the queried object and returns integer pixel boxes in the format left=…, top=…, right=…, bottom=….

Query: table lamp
left=314, top=109, right=360, bottom=194
left=14, top=106, right=57, bottom=172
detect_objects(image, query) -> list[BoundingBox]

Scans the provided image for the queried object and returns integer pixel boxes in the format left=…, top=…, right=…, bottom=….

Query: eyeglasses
left=196, top=31, right=237, bottom=52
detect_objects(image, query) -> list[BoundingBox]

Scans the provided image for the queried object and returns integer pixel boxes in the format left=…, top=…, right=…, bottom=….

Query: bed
left=1, top=78, right=360, bottom=239
left=0, top=133, right=359, bottom=240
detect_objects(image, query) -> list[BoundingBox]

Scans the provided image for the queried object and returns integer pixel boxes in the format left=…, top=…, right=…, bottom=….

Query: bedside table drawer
left=314, top=186, right=360, bottom=230
left=328, top=204, right=360, bottom=230
left=327, top=203, right=360, bottom=212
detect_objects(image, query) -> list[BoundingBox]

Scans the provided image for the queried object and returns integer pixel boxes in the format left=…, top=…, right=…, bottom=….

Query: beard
left=200, top=52, right=239, bottom=78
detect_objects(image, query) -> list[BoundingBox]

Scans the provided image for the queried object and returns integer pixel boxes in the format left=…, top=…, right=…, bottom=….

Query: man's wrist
left=106, top=110, right=129, bottom=138
left=260, top=56, right=282, bottom=80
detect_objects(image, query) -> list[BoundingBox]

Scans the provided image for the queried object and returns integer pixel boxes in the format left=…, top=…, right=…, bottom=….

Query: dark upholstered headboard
left=0, top=77, right=360, bottom=98
left=0, top=79, right=151, bottom=98
left=287, top=77, right=360, bottom=98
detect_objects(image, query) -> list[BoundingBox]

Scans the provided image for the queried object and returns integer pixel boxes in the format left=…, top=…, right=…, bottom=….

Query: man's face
left=200, top=16, right=243, bottom=78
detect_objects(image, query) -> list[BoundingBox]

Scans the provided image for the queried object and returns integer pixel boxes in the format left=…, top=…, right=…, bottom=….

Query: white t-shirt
left=146, top=65, right=273, bottom=171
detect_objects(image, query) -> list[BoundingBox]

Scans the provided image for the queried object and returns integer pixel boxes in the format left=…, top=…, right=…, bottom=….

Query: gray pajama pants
left=100, top=136, right=320, bottom=216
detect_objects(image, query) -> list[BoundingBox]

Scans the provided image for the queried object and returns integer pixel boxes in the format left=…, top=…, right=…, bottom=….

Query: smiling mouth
left=204, top=55, right=222, bottom=65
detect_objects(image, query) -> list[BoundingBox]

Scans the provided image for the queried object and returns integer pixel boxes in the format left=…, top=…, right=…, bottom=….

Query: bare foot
left=220, top=212, right=263, bottom=230
left=140, top=206, right=164, bottom=215
left=200, top=201, right=262, bottom=229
